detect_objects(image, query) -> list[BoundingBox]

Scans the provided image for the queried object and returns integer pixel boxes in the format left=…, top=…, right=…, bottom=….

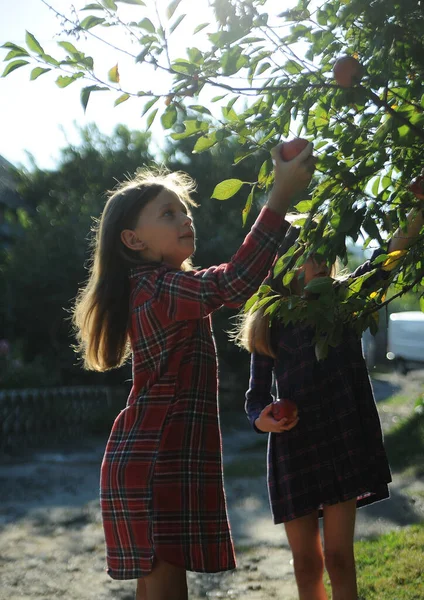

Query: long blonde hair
left=72, top=168, right=197, bottom=372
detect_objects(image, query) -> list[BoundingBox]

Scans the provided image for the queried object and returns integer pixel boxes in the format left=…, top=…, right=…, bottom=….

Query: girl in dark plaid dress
left=71, top=144, right=316, bottom=600
left=238, top=207, right=424, bottom=600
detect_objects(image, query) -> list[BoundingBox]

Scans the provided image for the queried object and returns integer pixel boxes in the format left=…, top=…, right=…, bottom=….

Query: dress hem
left=272, top=483, right=390, bottom=525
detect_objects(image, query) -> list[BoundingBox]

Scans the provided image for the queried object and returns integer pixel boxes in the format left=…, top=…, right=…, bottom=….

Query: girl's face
left=121, top=189, right=195, bottom=268
left=297, top=254, right=330, bottom=287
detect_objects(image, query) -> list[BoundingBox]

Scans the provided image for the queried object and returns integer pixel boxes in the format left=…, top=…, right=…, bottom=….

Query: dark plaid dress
left=100, top=208, right=289, bottom=579
left=245, top=251, right=392, bottom=524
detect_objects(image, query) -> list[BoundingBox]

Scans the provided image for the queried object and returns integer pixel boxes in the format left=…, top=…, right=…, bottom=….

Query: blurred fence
left=0, top=386, right=127, bottom=454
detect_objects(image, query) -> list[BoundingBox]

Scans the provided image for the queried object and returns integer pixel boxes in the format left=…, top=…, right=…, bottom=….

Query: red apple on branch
left=333, top=56, right=363, bottom=88
left=271, top=399, right=298, bottom=421
left=279, top=138, right=309, bottom=161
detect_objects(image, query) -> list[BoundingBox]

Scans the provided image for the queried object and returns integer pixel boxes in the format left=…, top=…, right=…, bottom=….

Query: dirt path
left=0, top=371, right=423, bottom=600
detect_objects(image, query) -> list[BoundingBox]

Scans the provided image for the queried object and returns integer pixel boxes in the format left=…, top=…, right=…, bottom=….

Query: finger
left=304, top=155, right=318, bottom=172
left=280, top=418, right=299, bottom=431
left=270, top=144, right=283, bottom=163
left=262, top=403, right=274, bottom=415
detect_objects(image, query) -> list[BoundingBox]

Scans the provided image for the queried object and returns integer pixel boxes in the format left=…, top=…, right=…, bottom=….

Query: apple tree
left=3, top=0, right=424, bottom=356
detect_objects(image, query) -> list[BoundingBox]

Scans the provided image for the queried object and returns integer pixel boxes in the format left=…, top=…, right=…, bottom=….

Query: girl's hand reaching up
left=266, top=142, right=316, bottom=216
left=255, top=403, right=299, bottom=433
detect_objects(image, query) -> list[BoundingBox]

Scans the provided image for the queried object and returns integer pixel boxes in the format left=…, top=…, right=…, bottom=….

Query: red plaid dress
left=100, top=207, right=288, bottom=579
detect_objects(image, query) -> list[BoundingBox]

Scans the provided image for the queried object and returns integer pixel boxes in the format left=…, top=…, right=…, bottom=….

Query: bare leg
left=136, top=558, right=188, bottom=600
left=284, top=511, right=328, bottom=600
left=323, top=498, right=358, bottom=600
left=136, top=577, right=147, bottom=600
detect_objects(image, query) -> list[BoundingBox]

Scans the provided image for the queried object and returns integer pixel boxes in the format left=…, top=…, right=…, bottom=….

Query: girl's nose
left=183, top=213, right=192, bottom=226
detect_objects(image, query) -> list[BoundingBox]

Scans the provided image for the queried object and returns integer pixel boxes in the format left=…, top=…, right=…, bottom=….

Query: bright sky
left=1, top=0, right=298, bottom=170
left=0, top=0, right=189, bottom=169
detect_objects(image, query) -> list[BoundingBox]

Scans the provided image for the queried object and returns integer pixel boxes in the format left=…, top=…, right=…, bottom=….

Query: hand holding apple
left=267, top=139, right=316, bottom=215
left=272, top=399, right=298, bottom=422
left=254, top=401, right=299, bottom=433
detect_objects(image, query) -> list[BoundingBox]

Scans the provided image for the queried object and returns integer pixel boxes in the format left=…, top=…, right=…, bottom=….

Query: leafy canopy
left=2, top=0, right=424, bottom=355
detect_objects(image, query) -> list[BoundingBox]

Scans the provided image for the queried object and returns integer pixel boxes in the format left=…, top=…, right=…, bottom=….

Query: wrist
left=266, top=191, right=292, bottom=216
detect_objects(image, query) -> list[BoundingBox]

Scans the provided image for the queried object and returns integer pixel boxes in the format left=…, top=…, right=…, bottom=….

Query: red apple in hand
left=409, top=175, right=424, bottom=200
left=279, top=138, right=309, bottom=162
left=333, top=56, right=363, bottom=88
left=272, top=399, right=298, bottom=422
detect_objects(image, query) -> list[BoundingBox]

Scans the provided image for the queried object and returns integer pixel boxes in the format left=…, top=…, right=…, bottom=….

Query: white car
left=387, top=311, right=424, bottom=374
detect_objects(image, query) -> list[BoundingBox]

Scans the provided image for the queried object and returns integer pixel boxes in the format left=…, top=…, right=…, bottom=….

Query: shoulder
left=129, top=263, right=173, bottom=304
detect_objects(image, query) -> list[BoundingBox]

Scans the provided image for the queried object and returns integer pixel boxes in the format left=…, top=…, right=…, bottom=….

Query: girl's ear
left=121, top=229, right=146, bottom=251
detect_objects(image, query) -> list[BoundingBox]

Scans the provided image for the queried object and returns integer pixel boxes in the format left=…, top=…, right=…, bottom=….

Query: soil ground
left=0, top=370, right=423, bottom=600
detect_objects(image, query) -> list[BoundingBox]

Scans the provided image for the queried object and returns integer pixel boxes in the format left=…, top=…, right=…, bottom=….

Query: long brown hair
left=72, top=168, right=197, bottom=371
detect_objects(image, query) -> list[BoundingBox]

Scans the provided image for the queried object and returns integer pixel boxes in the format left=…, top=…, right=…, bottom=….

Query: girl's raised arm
left=387, top=208, right=424, bottom=254
left=143, top=206, right=290, bottom=320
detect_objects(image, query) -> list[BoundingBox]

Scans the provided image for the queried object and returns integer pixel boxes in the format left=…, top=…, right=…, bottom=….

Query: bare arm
left=388, top=208, right=424, bottom=254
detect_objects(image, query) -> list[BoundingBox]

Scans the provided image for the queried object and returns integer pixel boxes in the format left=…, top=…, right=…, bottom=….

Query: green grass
left=384, top=411, right=424, bottom=474
left=380, top=393, right=413, bottom=408
left=350, top=524, right=423, bottom=599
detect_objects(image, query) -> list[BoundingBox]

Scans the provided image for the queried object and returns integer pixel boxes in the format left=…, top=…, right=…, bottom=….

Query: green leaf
left=193, top=133, right=217, bottom=153
left=116, top=0, right=145, bottom=4
left=114, top=93, right=130, bottom=106
left=244, top=293, right=259, bottom=313
left=294, top=200, right=313, bottom=213
left=420, top=296, right=424, bottom=313
left=108, top=64, right=120, bottom=83
left=30, top=67, right=51, bottom=80
left=4, top=48, right=30, bottom=60
left=2, top=42, right=28, bottom=52
left=137, top=18, right=156, bottom=33
left=80, top=85, right=108, bottom=112
left=194, top=23, right=209, bottom=34
left=161, top=104, right=178, bottom=129
left=304, top=277, right=334, bottom=294
left=56, top=74, right=83, bottom=88
left=167, top=0, right=182, bottom=19
left=79, top=16, right=105, bottom=30
left=102, top=0, right=117, bottom=9
left=242, top=186, right=255, bottom=226
left=170, top=14, right=186, bottom=34
left=1, top=60, right=29, bottom=77
left=82, top=3, right=103, bottom=9
left=171, top=119, right=208, bottom=139
left=283, top=271, right=295, bottom=287
left=146, top=107, right=159, bottom=130
left=251, top=295, right=280, bottom=313
left=211, top=179, right=245, bottom=201
left=57, top=41, right=80, bottom=55
left=372, top=254, right=388, bottom=266
left=141, top=97, right=159, bottom=116
left=25, top=31, right=44, bottom=55
left=187, top=105, right=211, bottom=115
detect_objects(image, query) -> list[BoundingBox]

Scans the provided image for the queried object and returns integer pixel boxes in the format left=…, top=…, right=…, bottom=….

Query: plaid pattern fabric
left=245, top=250, right=392, bottom=524
left=100, top=207, right=288, bottom=579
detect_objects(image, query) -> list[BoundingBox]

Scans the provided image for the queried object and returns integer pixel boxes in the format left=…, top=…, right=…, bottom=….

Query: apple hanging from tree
left=272, top=398, right=298, bottom=421
left=333, top=56, right=363, bottom=88
left=279, top=138, right=309, bottom=161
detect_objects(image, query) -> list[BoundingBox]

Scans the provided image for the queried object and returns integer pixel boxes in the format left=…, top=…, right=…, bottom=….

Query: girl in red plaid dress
left=72, top=144, right=316, bottom=599
left=237, top=207, right=424, bottom=600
